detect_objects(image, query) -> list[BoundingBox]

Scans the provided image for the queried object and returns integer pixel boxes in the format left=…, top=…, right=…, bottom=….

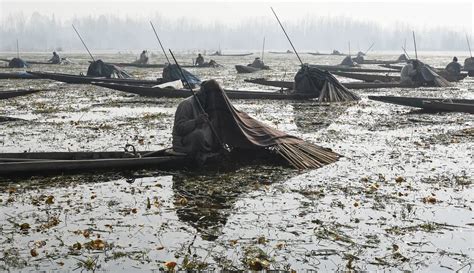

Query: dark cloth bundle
left=293, top=65, right=360, bottom=102
left=87, top=60, right=131, bottom=78
left=200, top=80, right=340, bottom=169
left=163, top=64, right=201, bottom=87
left=8, top=58, right=29, bottom=68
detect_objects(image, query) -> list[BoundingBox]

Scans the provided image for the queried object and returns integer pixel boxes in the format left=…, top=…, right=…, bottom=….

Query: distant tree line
left=0, top=12, right=470, bottom=52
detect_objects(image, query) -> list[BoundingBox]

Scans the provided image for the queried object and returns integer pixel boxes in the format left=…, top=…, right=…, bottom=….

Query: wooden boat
left=0, top=89, right=45, bottom=99
left=307, top=52, right=345, bottom=56
left=332, top=70, right=466, bottom=83
left=369, top=95, right=474, bottom=113
left=0, top=150, right=188, bottom=176
left=422, top=101, right=474, bottom=113
left=0, top=72, right=38, bottom=79
left=93, top=82, right=318, bottom=100
left=244, top=78, right=412, bottom=90
left=103, top=62, right=204, bottom=69
left=269, top=50, right=293, bottom=54
left=0, top=58, right=59, bottom=65
left=28, top=71, right=163, bottom=85
left=235, top=65, right=270, bottom=74
left=309, top=64, right=398, bottom=73
left=209, top=51, right=253, bottom=57
left=357, top=59, right=403, bottom=65
left=332, top=71, right=400, bottom=82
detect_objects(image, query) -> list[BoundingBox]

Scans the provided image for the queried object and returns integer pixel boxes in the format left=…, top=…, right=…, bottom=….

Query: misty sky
left=1, top=0, right=473, bottom=32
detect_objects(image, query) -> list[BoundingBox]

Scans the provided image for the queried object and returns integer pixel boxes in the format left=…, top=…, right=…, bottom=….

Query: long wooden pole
left=261, top=36, right=265, bottom=62
left=412, top=31, right=418, bottom=60
left=364, top=42, right=375, bottom=55
left=348, top=41, right=351, bottom=57
left=270, top=7, right=304, bottom=65
left=150, top=21, right=171, bottom=64
left=72, top=24, right=95, bottom=61
left=168, top=49, right=225, bottom=149
left=466, top=34, right=472, bottom=58
left=16, top=39, right=19, bottom=58
left=402, top=46, right=411, bottom=59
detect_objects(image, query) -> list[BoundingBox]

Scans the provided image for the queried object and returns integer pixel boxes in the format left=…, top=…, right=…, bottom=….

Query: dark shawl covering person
left=172, top=80, right=340, bottom=169
left=293, top=65, right=360, bottom=102
left=87, top=60, right=132, bottom=78
left=8, top=58, right=29, bottom=68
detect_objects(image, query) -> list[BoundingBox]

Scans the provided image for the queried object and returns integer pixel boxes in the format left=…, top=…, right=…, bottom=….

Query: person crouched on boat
left=137, top=50, right=149, bottom=64
left=352, top=52, right=364, bottom=64
left=8, top=58, right=28, bottom=68
left=400, top=60, right=420, bottom=85
left=171, top=80, right=221, bottom=161
left=340, top=55, right=357, bottom=66
left=48, top=52, right=61, bottom=64
left=445, top=57, right=461, bottom=76
left=195, top=54, right=205, bottom=66
left=249, top=57, right=265, bottom=69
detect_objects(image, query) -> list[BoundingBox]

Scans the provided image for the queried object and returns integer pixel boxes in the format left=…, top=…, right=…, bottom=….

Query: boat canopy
left=87, top=60, right=132, bottom=78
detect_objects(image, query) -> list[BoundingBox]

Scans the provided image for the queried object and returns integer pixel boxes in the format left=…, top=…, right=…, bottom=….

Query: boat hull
left=0, top=151, right=188, bottom=176
left=28, top=71, right=163, bottom=85
left=369, top=95, right=474, bottom=113
left=93, top=82, right=318, bottom=100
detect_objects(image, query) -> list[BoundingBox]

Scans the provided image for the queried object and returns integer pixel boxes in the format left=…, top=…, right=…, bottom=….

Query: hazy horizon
left=1, top=1, right=473, bottom=52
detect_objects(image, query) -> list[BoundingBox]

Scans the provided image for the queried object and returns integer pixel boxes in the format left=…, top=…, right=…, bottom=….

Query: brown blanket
left=202, top=80, right=340, bottom=169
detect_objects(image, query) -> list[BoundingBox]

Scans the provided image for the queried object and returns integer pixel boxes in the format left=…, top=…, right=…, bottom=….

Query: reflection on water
left=0, top=52, right=473, bottom=271
left=172, top=166, right=293, bottom=241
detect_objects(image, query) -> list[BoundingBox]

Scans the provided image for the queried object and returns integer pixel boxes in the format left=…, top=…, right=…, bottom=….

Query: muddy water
left=0, top=52, right=473, bottom=271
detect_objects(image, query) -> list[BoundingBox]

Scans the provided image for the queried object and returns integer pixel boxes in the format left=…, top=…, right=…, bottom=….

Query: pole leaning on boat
left=412, top=31, right=418, bottom=60
left=270, top=7, right=304, bottom=66
left=150, top=21, right=171, bottom=64
left=72, top=24, right=95, bottom=61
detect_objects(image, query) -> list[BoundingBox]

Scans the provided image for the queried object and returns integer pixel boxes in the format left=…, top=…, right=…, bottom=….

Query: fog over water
left=0, top=1, right=473, bottom=52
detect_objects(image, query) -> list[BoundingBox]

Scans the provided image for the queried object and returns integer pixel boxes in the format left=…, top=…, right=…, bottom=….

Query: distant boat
left=269, top=50, right=294, bottom=54
left=209, top=51, right=253, bottom=57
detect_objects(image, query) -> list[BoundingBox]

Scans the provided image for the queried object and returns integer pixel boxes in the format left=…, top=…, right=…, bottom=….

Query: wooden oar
left=72, top=24, right=95, bottom=61
left=270, top=7, right=304, bottom=65
left=150, top=21, right=171, bottom=64
left=412, top=31, right=418, bottom=60
left=466, top=34, right=472, bottom=58
left=16, top=39, right=19, bottom=59
left=364, top=42, right=375, bottom=55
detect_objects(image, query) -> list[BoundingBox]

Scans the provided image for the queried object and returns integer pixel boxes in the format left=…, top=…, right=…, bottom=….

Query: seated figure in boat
left=136, top=50, right=149, bottom=64
left=8, top=58, right=28, bottom=68
left=445, top=57, right=461, bottom=76
left=172, top=80, right=221, bottom=161
left=195, top=53, right=205, bottom=66
left=400, top=60, right=421, bottom=85
left=208, top=59, right=218, bottom=67
left=352, top=52, right=364, bottom=64
left=464, top=57, right=474, bottom=76
left=48, top=52, right=61, bottom=64
left=340, top=55, right=357, bottom=66
left=249, top=57, right=265, bottom=69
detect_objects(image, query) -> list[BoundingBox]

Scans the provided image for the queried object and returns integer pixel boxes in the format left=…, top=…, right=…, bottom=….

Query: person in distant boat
left=340, top=55, right=356, bottom=66
left=249, top=57, right=265, bottom=69
left=400, top=60, right=420, bottom=85
left=195, top=53, right=205, bottom=66
left=445, top=57, right=461, bottom=76
left=171, top=80, right=221, bottom=161
left=48, top=52, right=61, bottom=64
left=208, top=59, right=218, bottom=67
left=136, top=50, right=149, bottom=64
left=352, top=52, right=364, bottom=64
